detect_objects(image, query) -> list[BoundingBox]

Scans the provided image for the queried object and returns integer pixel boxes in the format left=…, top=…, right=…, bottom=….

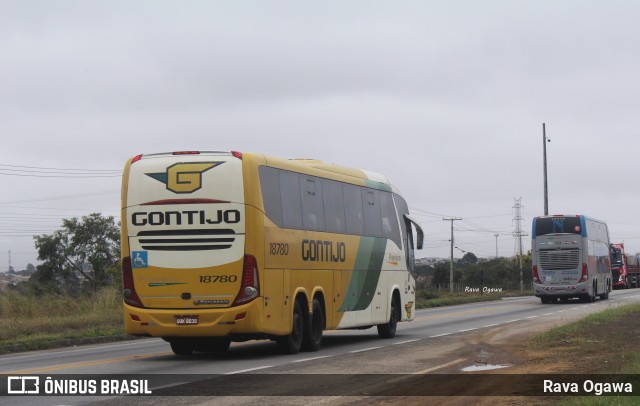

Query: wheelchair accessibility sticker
left=132, top=251, right=148, bottom=268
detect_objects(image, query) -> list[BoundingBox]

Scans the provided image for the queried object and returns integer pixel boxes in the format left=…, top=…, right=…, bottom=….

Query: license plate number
left=175, top=315, right=199, bottom=325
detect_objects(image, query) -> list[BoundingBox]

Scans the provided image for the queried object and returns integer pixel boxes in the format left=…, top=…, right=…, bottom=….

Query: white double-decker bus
left=531, top=214, right=612, bottom=304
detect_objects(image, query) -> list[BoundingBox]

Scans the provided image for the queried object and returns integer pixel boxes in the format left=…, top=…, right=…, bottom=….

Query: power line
left=0, top=163, right=121, bottom=172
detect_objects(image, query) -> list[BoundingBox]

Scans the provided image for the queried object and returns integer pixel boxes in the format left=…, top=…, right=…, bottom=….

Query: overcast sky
left=2, top=1, right=639, bottom=272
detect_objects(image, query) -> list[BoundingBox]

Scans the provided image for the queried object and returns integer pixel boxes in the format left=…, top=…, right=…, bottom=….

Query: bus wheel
left=303, top=298, right=324, bottom=352
left=377, top=295, right=399, bottom=339
left=277, top=299, right=305, bottom=354
left=541, top=297, right=550, bottom=304
left=170, top=339, right=195, bottom=356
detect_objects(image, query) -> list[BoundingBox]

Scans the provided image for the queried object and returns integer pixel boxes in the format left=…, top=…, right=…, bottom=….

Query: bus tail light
left=122, top=256, right=144, bottom=308
left=579, top=263, right=589, bottom=283
left=233, top=254, right=260, bottom=306
left=533, top=265, right=542, bottom=284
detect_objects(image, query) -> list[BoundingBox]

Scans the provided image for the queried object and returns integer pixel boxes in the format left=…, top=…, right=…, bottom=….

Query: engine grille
left=539, top=249, right=580, bottom=270
left=136, top=229, right=236, bottom=251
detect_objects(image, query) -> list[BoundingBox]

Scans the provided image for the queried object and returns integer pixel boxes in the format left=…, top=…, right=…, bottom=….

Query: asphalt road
left=3, top=290, right=640, bottom=405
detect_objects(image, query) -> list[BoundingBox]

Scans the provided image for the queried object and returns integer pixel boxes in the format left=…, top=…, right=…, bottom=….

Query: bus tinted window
left=280, top=171, right=303, bottom=229
left=344, top=184, right=364, bottom=235
left=363, top=189, right=382, bottom=237
left=535, top=217, right=582, bottom=236
left=259, top=166, right=283, bottom=226
left=323, top=179, right=346, bottom=233
left=380, top=191, right=401, bottom=248
left=301, top=177, right=325, bottom=231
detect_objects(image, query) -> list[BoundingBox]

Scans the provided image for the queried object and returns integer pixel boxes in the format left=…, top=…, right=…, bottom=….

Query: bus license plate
left=175, top=315, right=199, bottom=325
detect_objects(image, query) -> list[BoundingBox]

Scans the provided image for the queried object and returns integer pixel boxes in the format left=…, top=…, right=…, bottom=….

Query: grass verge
left=531, top=303, right=640, bottom=405
left=0, top=287, right=124, bottom=353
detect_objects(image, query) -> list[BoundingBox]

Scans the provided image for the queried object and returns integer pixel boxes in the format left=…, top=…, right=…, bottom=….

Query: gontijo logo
left=146, top=162, right=222, bottom=194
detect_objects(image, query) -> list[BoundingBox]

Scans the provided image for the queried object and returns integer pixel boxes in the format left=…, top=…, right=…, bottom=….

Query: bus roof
left=260, top=153, right=400, bottom=194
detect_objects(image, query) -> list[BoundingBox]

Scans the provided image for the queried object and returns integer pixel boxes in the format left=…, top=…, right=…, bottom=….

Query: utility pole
left=543, top=123, right=550, bottom=215
left=443, top=217, right=462, bottom=292
left=513, top=198, right=528, bottom=291
left=494, top=233, right=499, bottom=259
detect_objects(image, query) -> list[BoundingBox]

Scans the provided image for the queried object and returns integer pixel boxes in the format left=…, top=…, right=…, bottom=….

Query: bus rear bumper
left=533, top=283, right=590, bottom=298
left=123, top=299, right=265, bottom=338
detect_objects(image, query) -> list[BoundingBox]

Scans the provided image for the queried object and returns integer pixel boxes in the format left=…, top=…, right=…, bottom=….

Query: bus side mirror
left=404, top=214, right=424, bottom=250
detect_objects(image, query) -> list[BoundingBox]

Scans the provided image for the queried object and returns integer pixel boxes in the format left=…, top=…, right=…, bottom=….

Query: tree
left=33, top=213, right=120, bottom=293
left=461, top=252, right=478, bottom=265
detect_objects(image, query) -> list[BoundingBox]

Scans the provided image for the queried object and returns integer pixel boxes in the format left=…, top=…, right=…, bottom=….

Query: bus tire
left=170, top=339, right=195, bottom=356
left=377, top=294, right=399, bottom=339
left=541, top=296, right=550, bottom=304
left=277, top=299, right=305, bottom=354
left=302, top=298, right=324, bottom=352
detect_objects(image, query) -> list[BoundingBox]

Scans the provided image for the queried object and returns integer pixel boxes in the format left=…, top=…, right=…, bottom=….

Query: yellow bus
left=121, top=151, right=423, bottom=355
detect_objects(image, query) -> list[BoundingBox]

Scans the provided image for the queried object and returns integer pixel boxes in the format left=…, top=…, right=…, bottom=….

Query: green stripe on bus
left=339, top=237, right=387, bottom=312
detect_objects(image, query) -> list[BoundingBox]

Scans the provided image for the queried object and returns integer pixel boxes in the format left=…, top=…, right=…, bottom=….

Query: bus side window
left=363, top=189, right=382, bottom=237
left=379, top=191, right=401, bottom=248
left=344, top=184, right=364, bottom=235
left=323, top=179, right=346, bottom=233
left=259, top=166, right=283, bottom=226
left=301, top=177, right=325, bottom=231
left=280, top=171, right=303, bottom=229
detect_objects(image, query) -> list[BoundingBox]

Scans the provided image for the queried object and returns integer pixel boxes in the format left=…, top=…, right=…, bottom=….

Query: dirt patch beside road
left=360, top=306, right=640, bottom=405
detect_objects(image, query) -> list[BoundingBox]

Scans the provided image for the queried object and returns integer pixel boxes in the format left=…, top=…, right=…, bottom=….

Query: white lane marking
left=459, top=328, right=477, bottom=333
left=525, top=316, right=538, bottom=319
left=292, top=355, right=331, bottom=363
left=393, top=339, right=420, bottom=345
left=542, top=313, right=554, bottom=316
left=429, top=333, right=451, bottom=338
left=504, top=319, right=521, bottom=323
left=483, top=323, right=499, bottom=328
left=349, top=347, right=381, bottom=354
left=225, top=365, right=273, bottom=374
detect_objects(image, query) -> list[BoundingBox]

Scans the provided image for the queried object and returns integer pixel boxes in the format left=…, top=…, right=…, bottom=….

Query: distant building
left=416, top=257, right=446, bottom=266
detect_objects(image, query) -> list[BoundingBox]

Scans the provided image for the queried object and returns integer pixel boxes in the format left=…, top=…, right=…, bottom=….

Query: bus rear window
left=535, top=217, right=582, bottom=236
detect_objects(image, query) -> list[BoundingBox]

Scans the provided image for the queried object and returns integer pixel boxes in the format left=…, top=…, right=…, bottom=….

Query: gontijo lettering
left=131, top=209, right=240, bottom=226
left=302, top=239, right=346, bottom=262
